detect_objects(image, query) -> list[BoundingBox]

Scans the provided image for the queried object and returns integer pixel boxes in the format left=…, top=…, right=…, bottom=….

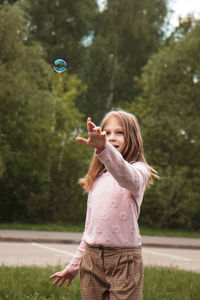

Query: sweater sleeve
left=96, top=142, right=149, bottom=195
left=64, top=196, right=91, bottom=277
left=64, top=237, right=86, bottom=277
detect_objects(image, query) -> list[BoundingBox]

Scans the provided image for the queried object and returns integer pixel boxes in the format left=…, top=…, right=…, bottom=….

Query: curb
left=142, top=242, right=200, bottom=250
left=0, top=237, right=80, bottom=244
left=1, top=237, right=200, bottom=250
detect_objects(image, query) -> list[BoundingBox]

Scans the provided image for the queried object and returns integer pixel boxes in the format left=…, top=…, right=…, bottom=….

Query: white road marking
left=142, top=249, right=192, bottom=262
left=32, top=243, right=197, bottom=263
left=32, top=243, right=75, bottom=257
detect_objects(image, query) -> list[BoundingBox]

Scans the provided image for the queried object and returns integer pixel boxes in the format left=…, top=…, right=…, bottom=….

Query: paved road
left=1, top=230, right=200, bottom=249
left=1, top=242, right=200, bottom=273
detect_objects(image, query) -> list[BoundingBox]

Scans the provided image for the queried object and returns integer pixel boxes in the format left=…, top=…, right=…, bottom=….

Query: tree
left=19, top=0, right=168, bottom=123
left=21, top=0, right=98, bottom=71
left=0, top=3, right=91, bottom=223
left=0, top=2, right=51, bottom=220
left=129, top=20, right=200, bottom=229
left=0, top=0, right=17, bottom=4
left=78, top=0, right=168, bottom=122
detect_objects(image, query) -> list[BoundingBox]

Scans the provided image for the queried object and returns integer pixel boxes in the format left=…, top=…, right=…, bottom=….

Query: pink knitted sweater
left=65, top=142, right=149, bottom=276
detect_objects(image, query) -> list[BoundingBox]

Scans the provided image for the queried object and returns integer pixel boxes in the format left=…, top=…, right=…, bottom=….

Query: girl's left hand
left=49, top=269, right=75, bottom=287
left=76, top=117, right=106, bottom=150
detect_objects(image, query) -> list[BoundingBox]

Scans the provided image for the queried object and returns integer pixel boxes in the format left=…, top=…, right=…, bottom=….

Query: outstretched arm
left=96, top=142, right=149, bottom=194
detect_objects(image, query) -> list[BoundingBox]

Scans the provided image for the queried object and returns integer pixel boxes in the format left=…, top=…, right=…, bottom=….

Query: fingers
left=53, top=277, right=62, bottom=286
left=93, top=128, right=106, bottom=139
left=76, top=137, right=88, bottom=144
left=49, top=272, right=62, bottom=283
left=93, top=126, right=101, bottom=134
left=87, top=117, right=96, bottom=132
left=49, top=274, right=67, bottom=287
left=58, top=277, right=67, bottom=287
left=76, top=117, right=105, bottom=148
left=49, top=274, right=56, bottom=279
left=66, top=278, right=72, bottom=287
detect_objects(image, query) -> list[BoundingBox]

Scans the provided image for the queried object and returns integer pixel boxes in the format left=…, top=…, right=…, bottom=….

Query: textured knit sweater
left=65, top=142, right=149, bottom=276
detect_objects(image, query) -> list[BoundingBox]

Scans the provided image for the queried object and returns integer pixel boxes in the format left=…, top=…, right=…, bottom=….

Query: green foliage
left=0, top=1, right=199, bottom=231
left=21, top=0, right=98, bottom=70
left=78, top=0, right=168, bottom=122
left=0, top=265, right=200, bottom=300
left=0, top=2, right=51, bottom=221
left=0, top=3, right=92, bottom=224
left=0, top=0, right=17, bottom=5
left=19, top=0, right=168, bottom=123
left=129, top=20, right=200, bottom=230
left=141, top=167, right=200, bottom=229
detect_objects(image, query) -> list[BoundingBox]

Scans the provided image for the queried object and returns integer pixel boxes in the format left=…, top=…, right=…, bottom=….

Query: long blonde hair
left=79, top=110, right=158, bottom=193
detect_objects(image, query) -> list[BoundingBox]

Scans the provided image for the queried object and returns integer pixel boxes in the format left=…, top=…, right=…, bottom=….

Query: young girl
left=50, top=110, right=157, bottom=300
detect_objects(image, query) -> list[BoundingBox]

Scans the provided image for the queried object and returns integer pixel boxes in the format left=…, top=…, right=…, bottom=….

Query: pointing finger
left=76, top=137, right=88, bottom=145
left=87, top=117, right=96, bottom=132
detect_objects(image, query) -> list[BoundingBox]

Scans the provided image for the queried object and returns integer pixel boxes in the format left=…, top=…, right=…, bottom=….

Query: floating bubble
left=53, top=58, right=67, bottom=73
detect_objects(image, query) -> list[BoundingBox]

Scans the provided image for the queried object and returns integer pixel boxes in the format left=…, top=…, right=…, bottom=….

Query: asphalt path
left=1, top=242, right=200, bottom=273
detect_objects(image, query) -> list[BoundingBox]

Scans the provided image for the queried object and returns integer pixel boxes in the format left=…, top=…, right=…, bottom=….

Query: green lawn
left=0, top=265, right=199, bottom=300
left=0, top=223, right=84, bottom=233
left=0, top=223, right=200, bottom=238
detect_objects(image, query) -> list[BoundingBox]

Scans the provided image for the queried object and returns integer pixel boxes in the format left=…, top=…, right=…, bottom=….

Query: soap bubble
left=53, top=58, right=67, bottom=73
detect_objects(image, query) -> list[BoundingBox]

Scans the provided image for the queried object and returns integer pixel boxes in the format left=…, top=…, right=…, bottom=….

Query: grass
left=0, top=223, right=84, bottom=233
left=140, top=226, right=200, bottom=238
left=0, top=265, right=199, bottom=300
left=0, top=223, right=200, bottom=238
left=143, top=266, right=200, bottom=300
left=0, top=265, right=81, bottom=300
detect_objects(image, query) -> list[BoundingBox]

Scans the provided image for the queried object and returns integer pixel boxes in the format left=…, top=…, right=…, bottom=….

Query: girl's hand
left=49, top=269, right=75, bottom=287
left=76, top=117, right=106, bottom=150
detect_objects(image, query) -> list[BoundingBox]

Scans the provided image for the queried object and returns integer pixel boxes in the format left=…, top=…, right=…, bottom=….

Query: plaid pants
left=79, top=243, right=143, bottom=300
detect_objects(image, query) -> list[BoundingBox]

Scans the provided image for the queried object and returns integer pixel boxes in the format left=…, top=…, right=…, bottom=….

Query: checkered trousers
left=79, top=243, right=143, bottom=300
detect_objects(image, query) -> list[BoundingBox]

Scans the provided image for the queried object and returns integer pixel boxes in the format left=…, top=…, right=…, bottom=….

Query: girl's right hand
left=76, top=117, right=106, bottom=150
left=49, top=268, right=75, bottom=287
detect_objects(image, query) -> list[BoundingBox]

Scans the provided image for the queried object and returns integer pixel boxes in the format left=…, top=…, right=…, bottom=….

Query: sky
left=169, top=0, right=200, bottom=27
left=97, top=0, right=200, bottom=29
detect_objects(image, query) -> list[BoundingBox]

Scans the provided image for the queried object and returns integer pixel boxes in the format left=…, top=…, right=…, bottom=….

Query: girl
left=50, top=110, right=158, bottom=300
